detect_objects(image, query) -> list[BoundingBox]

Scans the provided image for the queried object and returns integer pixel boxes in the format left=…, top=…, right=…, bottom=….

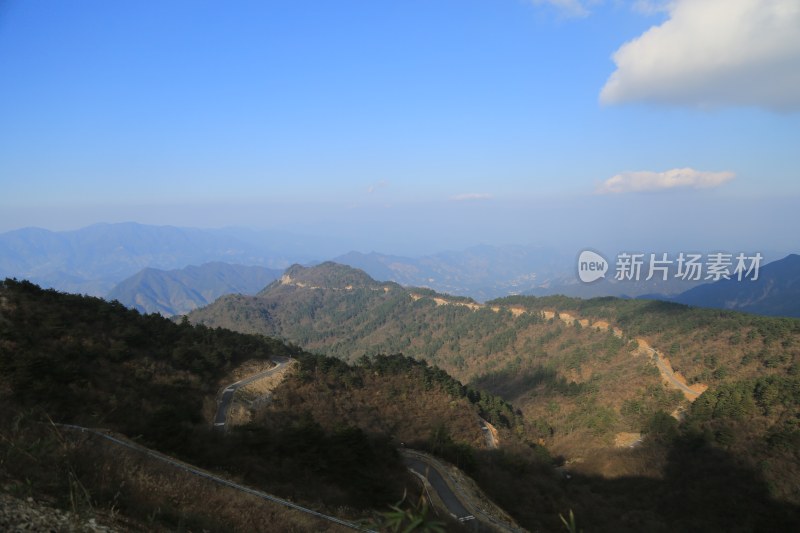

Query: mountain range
left=333, top=245, right=570, bottom=300
left=107, top=262, right=283, bottom=316
left=2, top=222, right=798, bottom=318
left=667, top=253, right=800, bottom=317
left=0, top=222, right=297, bottom=296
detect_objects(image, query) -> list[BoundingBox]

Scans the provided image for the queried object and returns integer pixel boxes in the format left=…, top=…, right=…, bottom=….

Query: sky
left=1, top=0, right=799, bottom=255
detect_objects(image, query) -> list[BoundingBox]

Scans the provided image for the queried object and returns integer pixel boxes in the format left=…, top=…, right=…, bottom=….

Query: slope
left=0, top=279, right=416, bottom=527
left=3, top=278, right=544, bottom=530
left=190, top=264, right=800, bottom=531
left=188, top=264, right=680, bottom=454
left=189, top=263, right=800, bottom=503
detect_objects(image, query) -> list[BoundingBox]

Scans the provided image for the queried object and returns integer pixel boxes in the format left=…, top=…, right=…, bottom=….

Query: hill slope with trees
left=189, top=262, right=800, bottom=512
left=3, top=277, right=800, bottom=530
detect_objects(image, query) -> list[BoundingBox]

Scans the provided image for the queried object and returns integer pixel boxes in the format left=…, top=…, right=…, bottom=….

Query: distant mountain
left=334, top=246, right=714, bottom=301
left=671, top=254, right=800, bottom=317
left=107, top=262, right=283, bottom=316
left=0, top=222, right=294, bottom=296
left=334, top=245, right=570, bottom=301
left=526, top=273, right=707, bottom=299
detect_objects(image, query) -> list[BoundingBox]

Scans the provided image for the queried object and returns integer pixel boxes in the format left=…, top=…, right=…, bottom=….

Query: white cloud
left=451, top=193, right=493, bottom=201
left=600, top=0, right=800, bottom=111
left=597, top=168, right=735, bottom=194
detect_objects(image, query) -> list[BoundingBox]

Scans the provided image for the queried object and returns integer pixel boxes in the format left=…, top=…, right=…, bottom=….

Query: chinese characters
left=614, top=252, right=762, bottom=282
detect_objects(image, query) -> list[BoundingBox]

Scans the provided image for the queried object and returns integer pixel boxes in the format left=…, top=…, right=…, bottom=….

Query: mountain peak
left=276, top=262, right=385, bottom=291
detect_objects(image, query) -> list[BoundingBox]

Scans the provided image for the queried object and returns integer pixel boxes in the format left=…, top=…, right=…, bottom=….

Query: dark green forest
left=3, top=277, right=800, bottom=531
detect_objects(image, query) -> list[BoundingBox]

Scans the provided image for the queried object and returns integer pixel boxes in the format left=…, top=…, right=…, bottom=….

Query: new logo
left=577, top=250, right=608, bottom=283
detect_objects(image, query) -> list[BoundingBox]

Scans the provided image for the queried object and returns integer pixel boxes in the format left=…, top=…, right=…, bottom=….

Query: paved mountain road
left=642, top=345, right=701, bottom=399
left=212, top=358, right=522, bottom=531
left=403, top=456, right=472, bottom=520
left=401, top=450, right=525, bottom=533
left=213, top=356, right=291, bottom=429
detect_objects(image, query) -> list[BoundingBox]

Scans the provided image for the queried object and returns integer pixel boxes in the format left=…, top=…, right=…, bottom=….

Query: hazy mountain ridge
left=334, top=245, right=569, bottom=301
left=0, top=223, right=295, bottom=296
left=334, top=247, right=733, bottom=302
left=668, top=253, right=800, bottom=317
left=107, top=262, right=283, bottom=316
left=3, top=222, right=798, bottom=319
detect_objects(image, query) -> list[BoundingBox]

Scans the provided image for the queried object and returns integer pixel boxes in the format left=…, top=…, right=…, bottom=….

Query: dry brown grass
left=66, top=431, right=357, bottom=532
left=258, top=369, right=484, bottom=449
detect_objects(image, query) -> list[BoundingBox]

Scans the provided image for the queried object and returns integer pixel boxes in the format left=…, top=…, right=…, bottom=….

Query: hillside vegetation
left=189, top=264, right=687, bottom=454
left=3, top=277, right=800, bottom=530
left=189, top=263, right=800, bottom=513
left=0, top=279, right=417, bottom=528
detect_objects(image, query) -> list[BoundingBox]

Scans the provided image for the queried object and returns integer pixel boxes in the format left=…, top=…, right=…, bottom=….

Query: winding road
left=402, top=454, right=472, bottom=521
left=401, top=450, right=525, bottom=533
left=641, top=345, right=702, bottom=399
left=212, top=358, right=522, bottom=531
left=213, top=356, right=292, bottom=429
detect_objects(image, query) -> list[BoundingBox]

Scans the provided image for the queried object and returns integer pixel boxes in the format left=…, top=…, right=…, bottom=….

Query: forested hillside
left=190, top=262, right=800, bottom=514
left=188, top=264, right=687, bottom=455
left=0, top=279, right=415, bottom=529
left=3, top=277, right=800, bottom=531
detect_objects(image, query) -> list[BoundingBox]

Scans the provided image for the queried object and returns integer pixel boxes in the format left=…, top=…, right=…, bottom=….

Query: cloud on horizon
left=597, top=168, right=735, bottom=194
left=367, top=180, right=390, bottom=194
left=451, top=192, right=494, bottom=201
left=600, top=0, right=800, bottom=111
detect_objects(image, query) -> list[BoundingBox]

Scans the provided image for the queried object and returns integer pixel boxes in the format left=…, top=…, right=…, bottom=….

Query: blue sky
left=1, top=0, right=798, bottom=255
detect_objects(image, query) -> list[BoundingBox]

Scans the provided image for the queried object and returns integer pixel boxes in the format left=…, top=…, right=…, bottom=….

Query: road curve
left=401, top=450, right=524, bottom=533
left=213, top=356, right=292, bottom=429
left=403, top=455, right=472, bottom=521
left=643, top=346, right=700, bottom=398
left=212, top=362, right=521, bottom=530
